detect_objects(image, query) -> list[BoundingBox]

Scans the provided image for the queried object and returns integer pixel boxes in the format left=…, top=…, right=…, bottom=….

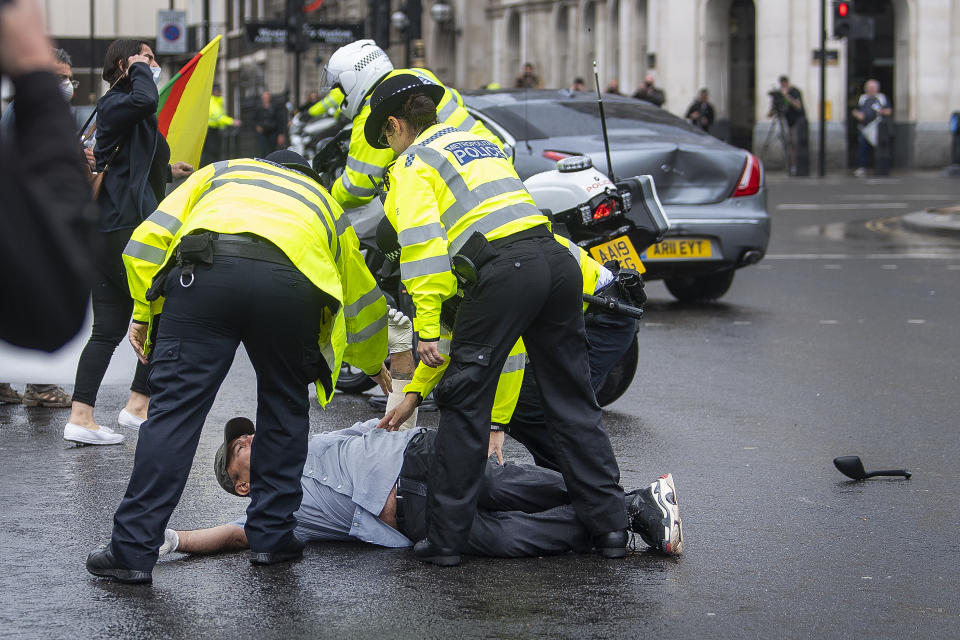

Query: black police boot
left=593, top=529, right=628, bottom=559
left=250, top=536, right=305, bottom=566
left=413, top=538, right=461, bottom=567
left=86, top=545, right=152, bottom=584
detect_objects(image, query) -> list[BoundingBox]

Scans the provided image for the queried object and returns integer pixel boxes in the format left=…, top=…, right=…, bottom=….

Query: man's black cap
left=214, top=417, right=255, bottom=496
left=363, top=73, right=445, bottom=149
left=264, top=149, right=325, bottom=185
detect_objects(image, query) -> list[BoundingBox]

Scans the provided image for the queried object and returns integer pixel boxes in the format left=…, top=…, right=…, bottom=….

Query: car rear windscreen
left=482, top=101, right=693, bottom=140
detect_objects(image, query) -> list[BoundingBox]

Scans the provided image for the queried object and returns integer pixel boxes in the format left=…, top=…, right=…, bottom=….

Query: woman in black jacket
left=64, top=40, right=192, bottom=445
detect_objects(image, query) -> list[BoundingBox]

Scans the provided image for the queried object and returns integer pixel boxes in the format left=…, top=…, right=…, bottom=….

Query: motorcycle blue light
left=557, top=156, right=594, bottom=172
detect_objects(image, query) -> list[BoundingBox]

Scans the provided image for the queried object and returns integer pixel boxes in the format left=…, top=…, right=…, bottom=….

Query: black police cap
left=364, top=73, right=445, bottom=149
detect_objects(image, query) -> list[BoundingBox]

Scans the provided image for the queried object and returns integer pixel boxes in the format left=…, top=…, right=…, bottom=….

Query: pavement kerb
left=901, top=206, right=960, bottom=238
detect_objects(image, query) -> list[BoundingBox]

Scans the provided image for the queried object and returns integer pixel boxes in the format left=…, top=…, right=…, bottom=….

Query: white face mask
left=151, top=66, right=162, bottom=85
left=59, top=80, right=75, bottom=102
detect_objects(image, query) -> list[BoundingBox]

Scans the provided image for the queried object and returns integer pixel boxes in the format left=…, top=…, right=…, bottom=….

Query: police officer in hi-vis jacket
left=86, top=150, right=391, bottom=584
left=368, top=73, right=628, bottom=567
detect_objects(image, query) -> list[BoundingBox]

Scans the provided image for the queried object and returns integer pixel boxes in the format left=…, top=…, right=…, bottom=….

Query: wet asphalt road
left=1, top=173, right=959, bottom=639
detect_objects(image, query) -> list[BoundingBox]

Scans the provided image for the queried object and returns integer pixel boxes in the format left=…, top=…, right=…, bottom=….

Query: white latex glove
left=158, top=528, right=179, bottom=557
left=387, top=307, right=413, bottom=355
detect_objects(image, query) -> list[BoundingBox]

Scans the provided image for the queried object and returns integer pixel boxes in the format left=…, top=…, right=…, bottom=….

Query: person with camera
left=852, top=79, right=893, bottom=177
left=685, top=88, right=715, bottom=132
left=768, top=76, right=807, bottom=175
left=367, top=72, right=629, bottom=567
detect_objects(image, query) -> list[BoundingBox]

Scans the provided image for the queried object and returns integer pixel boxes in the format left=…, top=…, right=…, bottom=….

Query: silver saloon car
left=463, top=90, right=770, bottom=302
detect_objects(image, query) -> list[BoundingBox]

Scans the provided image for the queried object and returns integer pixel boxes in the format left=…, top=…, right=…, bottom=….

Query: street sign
left=245, top=21, right=364, bottom=47
left=812, top=49, right=839, bottom=65
left=157, top=10, right=187, bottom=54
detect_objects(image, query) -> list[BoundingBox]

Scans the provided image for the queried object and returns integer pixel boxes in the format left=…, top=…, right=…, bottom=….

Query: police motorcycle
left=286, top=111, right=342, bottom=164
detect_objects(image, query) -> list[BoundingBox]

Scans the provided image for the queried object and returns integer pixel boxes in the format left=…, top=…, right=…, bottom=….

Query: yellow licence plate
left=643, top=238, right=713, bottom=260
left=588, top=235, right=645, bottom=273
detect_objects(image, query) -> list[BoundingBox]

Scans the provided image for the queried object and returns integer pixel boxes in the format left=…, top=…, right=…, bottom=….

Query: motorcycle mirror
left=833, top=455, right=911, bottom=481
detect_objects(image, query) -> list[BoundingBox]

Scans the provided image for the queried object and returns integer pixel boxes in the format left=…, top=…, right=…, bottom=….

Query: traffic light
left=286, top=0, right=307, bottom=52
left=833, top=1, right=852, bottom=38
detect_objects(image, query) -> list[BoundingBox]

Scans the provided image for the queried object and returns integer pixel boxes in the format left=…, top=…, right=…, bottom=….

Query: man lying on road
left=156, top=416, right=683, bottom=561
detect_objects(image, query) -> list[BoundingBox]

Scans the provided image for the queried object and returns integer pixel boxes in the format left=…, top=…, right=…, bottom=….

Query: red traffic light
left=838, top=2, right=849, bottom=16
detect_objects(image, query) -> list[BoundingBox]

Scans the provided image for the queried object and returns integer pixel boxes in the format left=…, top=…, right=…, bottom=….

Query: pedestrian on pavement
left=85, top=151, right=391, bottom=584
left=514, top=62, right=541, bottom=89
left=569, top=77, right=586, bottom=92
left=252, top=90, right=285, bottom=157
left=201, top=83, right=240, bottom=167
left=770, top=75, right=808, bottom=175
left=63, top=39, right=193, bottom=446
left=605, top=79, right=623, bottom=95
left=633, top=73, right=666, bottom=107
left=852, top=79, right=893, bottom=177
left=320, top=39, right=501, bottom=210
left=154, top=419, right=682, bottom=560
left=685, top=88, right=715, bottom=132
left=0, top=0, right=98, bottom=352
left=366, top=73, right=630, bottom=566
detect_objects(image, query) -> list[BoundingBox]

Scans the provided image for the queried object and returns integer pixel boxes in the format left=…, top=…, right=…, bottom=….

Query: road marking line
left=767, top=253, right=960, bottom=260
left=732, top=321, right=752, bottom=325
left=824, top=264, right=842, bottom=269
left=837, top=194, right=956, bottom=201
left=775, top=203, right=908, bottom=211
left=948, top=265, right=960, bottom=270
left=644, top=322, right=665, bottom=327
left=819, top=320, right=839, bottom=324
left=881, top=264, right=898, bottom=270
left=907, top=319, right=926, bottom=324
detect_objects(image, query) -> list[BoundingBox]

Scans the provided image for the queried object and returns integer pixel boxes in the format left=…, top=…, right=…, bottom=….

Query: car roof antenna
left=592, top=60, right=616, bottom=183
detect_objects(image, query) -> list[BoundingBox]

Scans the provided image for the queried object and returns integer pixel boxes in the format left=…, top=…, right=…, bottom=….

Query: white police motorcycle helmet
left=322, top=40, right=394, bottom=120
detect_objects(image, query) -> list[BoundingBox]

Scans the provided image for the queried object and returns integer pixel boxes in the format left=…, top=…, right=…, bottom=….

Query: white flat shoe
left=118, top=408, right=145, bottom=430
left=64, top=422, right=124, bottom=445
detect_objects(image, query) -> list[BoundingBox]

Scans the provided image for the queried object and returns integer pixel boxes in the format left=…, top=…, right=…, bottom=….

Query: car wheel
left=596, top=336, right=639, bottom=407
left=664, top=269, right=735, bottom=302
left=336, top=363, right=376, bottom=394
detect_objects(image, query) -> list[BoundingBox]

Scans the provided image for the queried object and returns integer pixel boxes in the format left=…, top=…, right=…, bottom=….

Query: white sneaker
left=64, top=423, right=124, bottom=445
left=118, top=408, right=145, bottom=430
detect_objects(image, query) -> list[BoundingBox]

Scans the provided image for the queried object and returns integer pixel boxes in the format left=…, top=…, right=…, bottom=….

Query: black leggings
left=72, top=229, right=149, bottom=407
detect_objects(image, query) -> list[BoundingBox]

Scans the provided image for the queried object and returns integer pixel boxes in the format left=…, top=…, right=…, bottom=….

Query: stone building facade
left=32, top=0, right=960, bottom=170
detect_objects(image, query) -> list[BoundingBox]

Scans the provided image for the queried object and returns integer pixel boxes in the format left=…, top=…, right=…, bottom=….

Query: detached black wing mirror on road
left=833, top=455, right=911, bottom=481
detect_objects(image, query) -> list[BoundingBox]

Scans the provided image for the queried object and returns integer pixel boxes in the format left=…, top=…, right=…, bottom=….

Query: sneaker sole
left=652, top=474, right=684, bottom=555
left=63, top=428, right=124, bottom=446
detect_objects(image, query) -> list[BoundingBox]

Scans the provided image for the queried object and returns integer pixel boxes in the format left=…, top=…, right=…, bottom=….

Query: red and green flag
left=157, top=35, right=222, bottom=169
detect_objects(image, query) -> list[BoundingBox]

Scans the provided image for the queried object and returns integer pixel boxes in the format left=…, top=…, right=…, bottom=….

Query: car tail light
left=543, top=150, right=575, bottom=162
left=732, top=153, right=762, bottom=197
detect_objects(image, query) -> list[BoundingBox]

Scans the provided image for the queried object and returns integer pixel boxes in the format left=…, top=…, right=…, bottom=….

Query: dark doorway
left=845, top=1, right=895, bottom=167
left=727, top=0, right=756, bottom=151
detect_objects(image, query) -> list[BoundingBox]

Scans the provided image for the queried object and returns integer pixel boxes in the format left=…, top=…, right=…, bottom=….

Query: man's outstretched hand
left=378, top=392, right=418, bottom=431
left=488, top=430, right=505, bottom=464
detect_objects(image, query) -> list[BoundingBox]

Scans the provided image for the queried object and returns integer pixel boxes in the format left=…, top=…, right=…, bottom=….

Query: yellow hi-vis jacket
left=331, top=68, right=501, bottom=209
left=308, top=87, right=344, bottom=119
left=402, top=236, right=613, bottom=424
left=208, top=95, right=235, bottom=129
left=121, top=158, right=388, bottom=407
left=383, top=123, right=550, bottom=341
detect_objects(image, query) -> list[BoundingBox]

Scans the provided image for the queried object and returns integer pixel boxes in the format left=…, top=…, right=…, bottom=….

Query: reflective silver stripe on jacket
left=403, top=145, right=526, bottom=227
left=500, top=353, right=526, bottom=374
left=340, top=170, right=375, bottom=197
left=347, top=157, right=386, bottom=178
left=564, top=241, right=582, bottom=265
left=347, top=314, right=387, bottom=343
left=437, top=99, right=459, bottom=122
left=145, top=210, right=182, bottom=235
left=398, top=222, right=447, bottom=247
left=215, top=162, right=335, bottom=215
left=123, top=239, right=166, bottom=265
left=343, top=287, right=383, bottom=316
left=400, top=255, right=451, bottom=280
left=438, top=337, right=451, bottom=355
left=199, top=177, right=331, bottom=233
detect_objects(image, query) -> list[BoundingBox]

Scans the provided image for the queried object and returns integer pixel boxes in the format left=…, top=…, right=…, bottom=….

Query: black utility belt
left=193, top=232, right=294, bottom=268
left=452, top=225, right=550, bottom=286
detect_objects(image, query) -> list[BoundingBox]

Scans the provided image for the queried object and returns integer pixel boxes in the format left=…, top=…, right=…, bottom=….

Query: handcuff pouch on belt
left=451, top=231, right=499, bottom=287
left=174, top=232, right=215, bottom=288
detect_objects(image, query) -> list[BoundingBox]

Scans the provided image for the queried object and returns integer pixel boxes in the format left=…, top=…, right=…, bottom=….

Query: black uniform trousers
left=427, top=230, right=627, bottom=551
left=510, top=309, right=637, bottom=471
left=398, top=430, right=595, bottom=556
left=110, top=254, right=332, bottom=571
